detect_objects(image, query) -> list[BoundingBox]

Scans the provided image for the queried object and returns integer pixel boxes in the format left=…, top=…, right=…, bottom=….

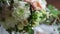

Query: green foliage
left=43, top=5, right=60, bottom=25
left=28, top=28, right=34, bottom=34
left=48, top=5, right=60, bottom=18
left=31, top=10, right=47, bottom=26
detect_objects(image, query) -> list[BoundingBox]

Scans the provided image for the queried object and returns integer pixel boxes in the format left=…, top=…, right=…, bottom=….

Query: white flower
left=17, top=23, right=24, bottom=30
left=12, top=1, right=30, bottom=21
left=2, top=17, right=18, bottom=29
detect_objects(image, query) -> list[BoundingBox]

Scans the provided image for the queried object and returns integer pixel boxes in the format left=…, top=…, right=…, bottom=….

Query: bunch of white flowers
left=0, top=1, right=30, bottom=30
left=12, top=1, right=30, bottom=21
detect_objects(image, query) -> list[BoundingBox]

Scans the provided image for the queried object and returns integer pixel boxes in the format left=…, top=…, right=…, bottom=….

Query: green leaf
left=28, top=28, right=34, bottom=34
left=48, top=5, right=54, bottom=10
left=48, top=5, right=59, bottom=18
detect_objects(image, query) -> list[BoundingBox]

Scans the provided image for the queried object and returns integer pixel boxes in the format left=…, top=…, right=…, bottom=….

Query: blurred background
left=46, top=0, right=60, bottom=10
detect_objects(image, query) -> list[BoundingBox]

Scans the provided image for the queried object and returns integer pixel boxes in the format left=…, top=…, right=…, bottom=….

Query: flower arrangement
left=0, top=0, right=60, bottom=34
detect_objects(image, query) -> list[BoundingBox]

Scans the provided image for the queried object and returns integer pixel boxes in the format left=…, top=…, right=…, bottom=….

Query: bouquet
left=0, top=0, right=60, bottom=34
